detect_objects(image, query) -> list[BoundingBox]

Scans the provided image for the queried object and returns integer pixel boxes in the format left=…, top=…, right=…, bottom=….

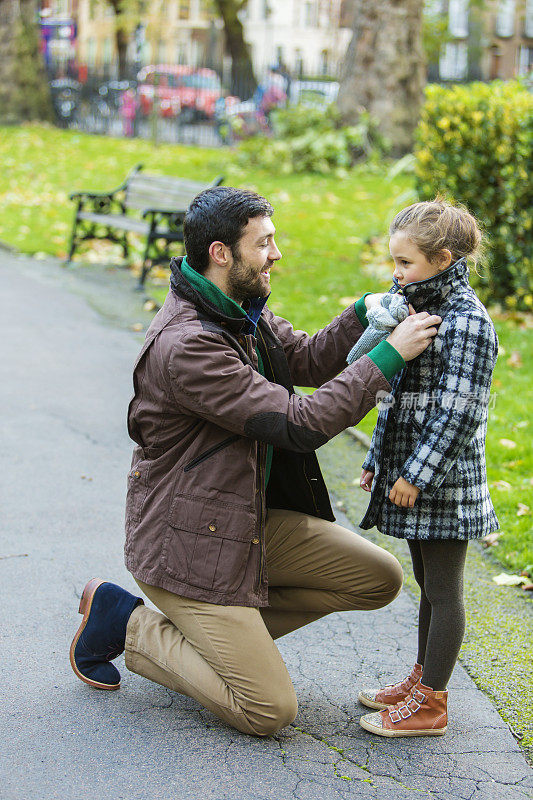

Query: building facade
left=432, top=0, right=533, bottom=81
left=40, top=0, right=533, bottom=82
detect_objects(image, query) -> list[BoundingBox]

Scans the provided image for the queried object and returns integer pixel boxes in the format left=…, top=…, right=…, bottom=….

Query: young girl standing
left=356, top=200, right=499, bottom=737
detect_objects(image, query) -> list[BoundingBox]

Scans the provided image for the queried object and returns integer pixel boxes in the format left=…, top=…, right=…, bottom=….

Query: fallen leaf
left=340, top=297, right=357, bottom=306
left=517, top=503, right=530, bottom=517
left=513, top=420, right=529, bottom=430
left=493, top=572, right=529, bottom=586
left=499, top=438, right=517, bottom=449
left=143, top=299, right=159, bottom=312
left=506, top=351, right=523, bottom=368
left=482, top=532, right=502, bottom=547
left=131, top=322, right=144, bottom=332
left=491, top=480, right=511, bottom=491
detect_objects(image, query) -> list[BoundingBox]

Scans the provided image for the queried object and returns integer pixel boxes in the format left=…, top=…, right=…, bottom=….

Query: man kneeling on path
left=70, top=188, right=441, bottom=736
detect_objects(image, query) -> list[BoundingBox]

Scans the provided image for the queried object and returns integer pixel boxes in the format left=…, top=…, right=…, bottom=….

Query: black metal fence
left=47, top=62, right=340, bottom=148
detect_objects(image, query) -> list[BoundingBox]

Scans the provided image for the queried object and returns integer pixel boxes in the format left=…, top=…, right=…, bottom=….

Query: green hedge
left=236, top=104, right=388, bottom=176
left=414, top=81, right=533, bottom=309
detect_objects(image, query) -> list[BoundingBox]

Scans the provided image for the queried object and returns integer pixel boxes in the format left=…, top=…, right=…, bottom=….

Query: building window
left=305, top=1, right=317, bottom=27
left=320, top=49, right=329, bottom=75
left=448, top=0, right=468, bottom=38
left=525, top=0, right=533, bottom=37
left=87, top=37, right=96, bottom=67
left=439, top=41, right=468, bottom=79
left=495, top=0, right=515, bottom=38
left=179, top=0, right=190, bottom=19
left=518, top=45, right=533, bottom=74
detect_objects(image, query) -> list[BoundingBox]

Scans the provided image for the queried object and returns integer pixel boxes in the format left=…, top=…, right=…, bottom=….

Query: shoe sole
left=358, top=692, right=389, bottom=711
left=359, top=716, right=447, bottom=737
left=69, top=578, right=121, bottom=691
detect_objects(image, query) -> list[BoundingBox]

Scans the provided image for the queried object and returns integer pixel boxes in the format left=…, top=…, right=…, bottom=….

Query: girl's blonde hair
left=390, top=198, right=482, bottom=264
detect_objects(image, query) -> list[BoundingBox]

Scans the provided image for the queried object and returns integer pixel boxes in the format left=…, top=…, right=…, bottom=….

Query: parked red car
left=137, top=65, right=225, bottom=120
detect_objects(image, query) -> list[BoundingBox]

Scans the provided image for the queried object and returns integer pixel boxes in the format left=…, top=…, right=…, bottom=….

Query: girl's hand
left=389, top=477, right=420, bottom=507
left=360, top=469, right=375, bottom=492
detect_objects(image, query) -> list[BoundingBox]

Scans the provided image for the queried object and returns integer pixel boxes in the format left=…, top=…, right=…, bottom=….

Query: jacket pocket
left=163, top=494, right=254, bottom=593
left=183, top=434, right=240, bottom=473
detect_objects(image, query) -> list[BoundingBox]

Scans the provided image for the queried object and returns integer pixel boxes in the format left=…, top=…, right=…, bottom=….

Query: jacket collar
left=392, top=257, right=469, bottom=311
left=169, top=256, right=268, bottom=335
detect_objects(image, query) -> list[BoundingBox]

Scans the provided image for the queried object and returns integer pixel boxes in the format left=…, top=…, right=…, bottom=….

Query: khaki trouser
left=125, top=509, right=402, bottom=736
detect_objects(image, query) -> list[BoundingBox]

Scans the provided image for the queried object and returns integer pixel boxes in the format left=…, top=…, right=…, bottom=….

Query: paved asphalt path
left=1, top=252, right=532, bottom=800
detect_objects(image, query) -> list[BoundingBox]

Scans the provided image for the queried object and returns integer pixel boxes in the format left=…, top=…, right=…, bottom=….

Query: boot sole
left=360, top=716, right=447, bottom=737
left=358, top=692, right=389, bottom=711
left=69, top=578, right=121, bottom=691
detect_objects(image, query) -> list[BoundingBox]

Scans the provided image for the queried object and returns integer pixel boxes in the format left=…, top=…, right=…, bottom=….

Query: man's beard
left=227, top=253, right=271, bottom=302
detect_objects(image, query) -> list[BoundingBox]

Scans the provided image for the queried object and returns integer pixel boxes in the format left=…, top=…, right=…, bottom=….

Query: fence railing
left=47, top=62, right=340, bottom=147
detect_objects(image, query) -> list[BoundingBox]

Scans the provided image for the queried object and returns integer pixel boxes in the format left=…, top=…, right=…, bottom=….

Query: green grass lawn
left=1, top=123, right=531, bottom=578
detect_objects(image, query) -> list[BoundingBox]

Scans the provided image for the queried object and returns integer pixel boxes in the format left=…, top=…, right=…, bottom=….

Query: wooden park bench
left=66, top=164, right=223, bottom=287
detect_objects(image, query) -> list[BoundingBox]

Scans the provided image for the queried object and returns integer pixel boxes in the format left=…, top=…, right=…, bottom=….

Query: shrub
left=235, top=104, right=388, bottom=176
left=414, top=80, right=533, bottom=309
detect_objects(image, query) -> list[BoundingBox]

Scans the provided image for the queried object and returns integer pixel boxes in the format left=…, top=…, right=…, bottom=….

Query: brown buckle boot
left=359, top=681, right=448, bottom=737
left=358, top=663, right=423, bottom=710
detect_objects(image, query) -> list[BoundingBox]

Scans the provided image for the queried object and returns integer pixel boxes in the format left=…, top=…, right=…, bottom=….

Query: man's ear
left=208, top=241, right=231, bottom=268
left=437, top=249, right=453, bottom=271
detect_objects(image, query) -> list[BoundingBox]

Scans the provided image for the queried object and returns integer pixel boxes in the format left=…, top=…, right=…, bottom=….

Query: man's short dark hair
left=184, top=187, right=274, bottom=273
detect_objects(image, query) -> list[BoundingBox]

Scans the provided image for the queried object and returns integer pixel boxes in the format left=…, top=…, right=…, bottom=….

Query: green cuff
left=354, top=294, right=371, bottom=328
left=367, top=340, right=405, bottom=382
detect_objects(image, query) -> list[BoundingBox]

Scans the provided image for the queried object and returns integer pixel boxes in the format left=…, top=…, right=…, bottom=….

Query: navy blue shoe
left=70, top=578, right=143, bottom=690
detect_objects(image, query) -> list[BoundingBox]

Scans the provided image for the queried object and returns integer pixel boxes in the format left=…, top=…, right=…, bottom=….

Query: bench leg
left=137, top=258, right=152, bottom=290
left=66, top=213, right=80, bottom=264
left=122, top=233, right=130, bottom=260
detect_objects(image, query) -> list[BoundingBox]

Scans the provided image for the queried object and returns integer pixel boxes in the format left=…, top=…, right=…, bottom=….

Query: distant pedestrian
left=354, top=199, right=499, bottom=737
left=120, top=89, right=136, bottom=138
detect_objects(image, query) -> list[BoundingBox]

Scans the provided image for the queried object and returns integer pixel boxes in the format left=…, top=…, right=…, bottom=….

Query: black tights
left=407, top=539, right=468, bottom=691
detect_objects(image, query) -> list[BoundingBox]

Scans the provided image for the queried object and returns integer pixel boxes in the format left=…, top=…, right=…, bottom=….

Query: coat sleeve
left=400, top=311, right=498, bottom=495
left=168, top=328, right=390, bottom=453
left=265, top=304, right=366, bottom=388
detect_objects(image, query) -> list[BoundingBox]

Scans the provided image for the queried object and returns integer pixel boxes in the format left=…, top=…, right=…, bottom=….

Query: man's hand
left=386, top=312, right=441, bottom=361
left=364, top=293, right=385, bottom=311
left=360, top=469, right=374, bottom=492
left=389, top=477, right=420, bottom=507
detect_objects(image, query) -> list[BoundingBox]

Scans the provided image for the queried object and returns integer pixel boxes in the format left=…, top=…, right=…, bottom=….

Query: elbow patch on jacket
left=244, top=412, right=328, bottom=452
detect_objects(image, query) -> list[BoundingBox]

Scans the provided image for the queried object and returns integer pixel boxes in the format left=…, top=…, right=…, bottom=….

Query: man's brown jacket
left=125, top=261, right=391, bottom=606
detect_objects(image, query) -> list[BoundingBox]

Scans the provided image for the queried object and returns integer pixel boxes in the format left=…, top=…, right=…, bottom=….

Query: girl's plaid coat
left=360, top=258, right=499, bottom=540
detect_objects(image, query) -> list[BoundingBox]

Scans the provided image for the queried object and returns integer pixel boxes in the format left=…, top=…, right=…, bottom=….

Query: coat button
left=252, top=537, right=260, bottom=544
left=208, top=523, right=217, bottom=532
left=133, top=471, right=140, bottom=478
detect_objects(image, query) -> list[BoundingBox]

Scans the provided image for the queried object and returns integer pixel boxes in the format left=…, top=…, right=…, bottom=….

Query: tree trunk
left=213, top=0, right=257, bottom=98
left=106, top=0, right=129, bottom=78
left=337, top=0, right=425, bottom=156
left=0, top=0, right=54, bottom=123
left=115, top=25, right=129, bottom=79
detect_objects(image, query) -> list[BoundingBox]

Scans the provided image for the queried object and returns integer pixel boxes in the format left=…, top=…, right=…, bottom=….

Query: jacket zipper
left=183, top=434, right=240, bottom=472
left=256, top=441, right=265, bottom=591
